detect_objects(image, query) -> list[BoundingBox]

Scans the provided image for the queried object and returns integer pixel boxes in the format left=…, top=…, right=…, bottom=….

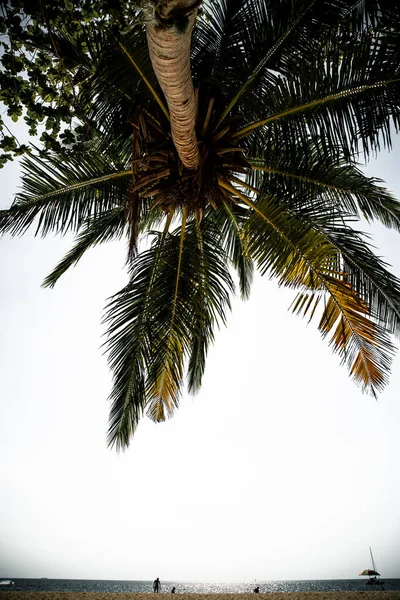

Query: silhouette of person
left=253, top=586, right=260, bottom=594
left=171, top=587, right=176, bottom=593
left=153, top=578, right=161, bottom=593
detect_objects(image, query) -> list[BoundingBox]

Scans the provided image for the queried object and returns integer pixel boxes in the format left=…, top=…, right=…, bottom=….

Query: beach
left=1, top=593, right=400, bottom=600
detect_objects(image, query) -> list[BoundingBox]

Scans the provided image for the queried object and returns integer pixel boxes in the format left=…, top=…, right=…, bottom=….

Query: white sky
left=0, top=121, right=400, bottom=582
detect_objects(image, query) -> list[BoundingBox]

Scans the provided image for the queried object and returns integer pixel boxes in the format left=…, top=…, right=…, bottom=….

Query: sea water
left=1, top=578, right=400, bottom=593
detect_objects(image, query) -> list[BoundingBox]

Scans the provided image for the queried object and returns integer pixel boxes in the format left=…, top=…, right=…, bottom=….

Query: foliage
left=0, top=0, right=141, bottom=165
left=2, top=0, right=400, bottom=448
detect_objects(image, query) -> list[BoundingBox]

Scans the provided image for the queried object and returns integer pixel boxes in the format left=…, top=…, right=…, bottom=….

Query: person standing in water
left=153, top=578, right=161, bottom=593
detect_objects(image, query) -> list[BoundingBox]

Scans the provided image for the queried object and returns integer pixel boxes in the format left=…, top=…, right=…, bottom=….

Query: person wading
left=153, top=578, right=161, bottom=593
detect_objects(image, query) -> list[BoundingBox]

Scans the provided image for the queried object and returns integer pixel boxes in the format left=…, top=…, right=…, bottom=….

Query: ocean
left=1, top=578, right=400, bottom=593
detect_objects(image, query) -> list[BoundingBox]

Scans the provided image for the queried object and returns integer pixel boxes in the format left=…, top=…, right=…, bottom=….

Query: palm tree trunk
left=146, top=1, right=200, bottom=170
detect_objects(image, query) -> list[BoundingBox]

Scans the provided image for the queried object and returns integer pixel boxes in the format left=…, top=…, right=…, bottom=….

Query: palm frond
left=104, top=215, right=174, bottom=449
left=313, top=224, right=400, bottom=338
left=118, top=41, right=169, bottom=120
left=83, top=25, right=167, bottom=143
left=214, top=0, right=318, bottom=127
left=233, top=28, right=400, bottom=159
left=105, top=212, right=234, bottom=447
left=0, top=151, right=131, bottom=237
left=218, top=178, right=339, bottom=287
left=186, top=215, right=235, bottom=392
left=296, top=276, right=395, bottom=396
left=235, top=78, right=400, bottom=152
left=246, top=140, right=400, bottom=231
left=42, top=208, right=126, bottom=288
left=105, top=275, right=151, bottom=450
left=193, top=0, right=381, bottom=107
left=145, top=209, right=236, bottom=414
left=256, top=170, right=400, bottom=338
left=203, top=203, right=254, bottom=301
left=219, top=180, right=396, bottom=394
left=146, top=208, right=188, bottom=421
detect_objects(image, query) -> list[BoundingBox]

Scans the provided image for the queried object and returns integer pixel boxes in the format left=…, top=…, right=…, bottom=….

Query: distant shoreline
left=1, top=592, right=399, bottom=600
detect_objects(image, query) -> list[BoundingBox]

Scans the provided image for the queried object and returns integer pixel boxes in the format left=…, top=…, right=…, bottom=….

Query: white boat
left=359, top=547, right=385, bottom=586
left=0, top=580, right=14, bottom=586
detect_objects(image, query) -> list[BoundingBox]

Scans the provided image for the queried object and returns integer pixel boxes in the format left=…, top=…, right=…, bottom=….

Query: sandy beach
left=1, top=593, right=400, bottom=600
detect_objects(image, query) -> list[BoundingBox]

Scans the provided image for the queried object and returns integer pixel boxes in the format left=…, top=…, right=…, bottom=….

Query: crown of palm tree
left=1, top=0, right=400, bottom=449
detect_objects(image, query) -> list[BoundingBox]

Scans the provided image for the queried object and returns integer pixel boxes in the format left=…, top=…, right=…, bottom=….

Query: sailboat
left=359, top=547, right=385, bottom=586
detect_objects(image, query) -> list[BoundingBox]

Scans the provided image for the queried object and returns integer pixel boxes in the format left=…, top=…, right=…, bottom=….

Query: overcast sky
left=1, top=119, right=400, bottom=583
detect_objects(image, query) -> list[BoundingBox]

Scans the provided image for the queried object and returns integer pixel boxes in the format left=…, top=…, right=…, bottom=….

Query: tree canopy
left=0, top=0, right=139, bottom=164
left=1, top=0, right=400, bottom=448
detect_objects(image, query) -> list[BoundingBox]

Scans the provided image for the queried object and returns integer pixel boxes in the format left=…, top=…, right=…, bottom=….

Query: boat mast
left=369, top=547, right=377, bottom=572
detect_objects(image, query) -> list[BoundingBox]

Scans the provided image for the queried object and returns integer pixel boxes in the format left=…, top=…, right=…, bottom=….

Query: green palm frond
left=0, top=151, right=132, bottom=237
left=220, top=180, right=397, bottom=394
left=244, top=175, right=400, bottom=339
left=105, top=272, right=151, bottom=449
left=84, top=26, right=168, bottom=143
left=312, top=225, right=400, bottom=338
left=118, top=41, right=169, bottom=121
left=145, top=211, right=236, bottom=417
left=105, top=213, right=234, bottom=448
left=219, top=179, right=339, bottom=287
left=185, top=216, right=235, bottom=392
left=253, top=168, right=400, bottom=338
left=246, top=139, right=400, bottom=231
left=214, top=0, right=318, bottom=127
left=208, top=203, right=254, bottom=300
left=104, top=214, right=174, bottom=449
left=194, top=0, right=383, bottom=107
left=42, top=208, right=126, bottom=288
left=146, top=208, right=189, bottom=421
left=233, top=28, right=400, bottom=158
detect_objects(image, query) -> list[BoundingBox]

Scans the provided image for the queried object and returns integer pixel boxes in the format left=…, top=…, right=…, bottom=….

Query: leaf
left=0, top=149, right=132, bottom=237
left=42, top=208, right=126, bottom=288
left=104, top=212, right=234, bottom=447
left=219, top=179, right=398, bottom=395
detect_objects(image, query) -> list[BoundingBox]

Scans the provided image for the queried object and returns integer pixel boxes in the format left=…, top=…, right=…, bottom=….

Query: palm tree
left=1, top=0, right=400, bottom=449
